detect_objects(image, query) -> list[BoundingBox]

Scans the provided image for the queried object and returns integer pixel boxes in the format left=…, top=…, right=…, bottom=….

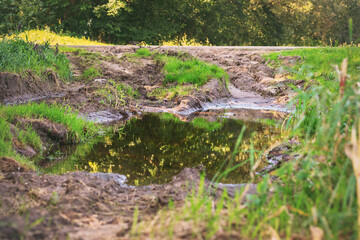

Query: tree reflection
left=76, top=113, right=280, bottom=185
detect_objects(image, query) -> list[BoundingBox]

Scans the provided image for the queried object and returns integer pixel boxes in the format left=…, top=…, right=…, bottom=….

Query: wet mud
left=0, top=168, right=257, bottom=240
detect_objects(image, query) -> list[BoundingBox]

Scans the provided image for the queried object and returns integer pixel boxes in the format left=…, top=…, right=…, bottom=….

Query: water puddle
left=45, top=112, right=281, bottom=186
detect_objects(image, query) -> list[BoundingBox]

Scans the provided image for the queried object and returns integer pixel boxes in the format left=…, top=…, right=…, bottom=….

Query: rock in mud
left=13, top=141, right=37, bottom=157
left=84, top=110, right=124, bottom=124
left=200, top=78, right=230, bottom=100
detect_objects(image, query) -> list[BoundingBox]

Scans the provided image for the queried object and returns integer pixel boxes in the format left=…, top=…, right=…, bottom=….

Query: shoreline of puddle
left=42, top=104, right=287, bottom=186
left=84, top=97, right=290, bottom=124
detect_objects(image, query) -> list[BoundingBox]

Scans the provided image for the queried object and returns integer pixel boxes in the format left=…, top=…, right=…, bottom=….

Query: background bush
left=1, top=0, right=359, bottom=46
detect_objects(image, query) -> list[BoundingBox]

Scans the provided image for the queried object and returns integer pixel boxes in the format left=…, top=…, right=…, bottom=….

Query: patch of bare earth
left=0, top=168, right=257, bottom=240
left=0, top=70, right=63, bottom=104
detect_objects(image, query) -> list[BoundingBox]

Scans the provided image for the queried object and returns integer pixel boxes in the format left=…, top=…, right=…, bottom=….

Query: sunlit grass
left=3, top=29, right=111, bottom=46
left=155, top=53, right=228, bottom=86
left=265, top=47, right=360, bottom=90
left=159, top=34, right=211, bottom=46
left=126, top=48, right=228, bottom=86
left=0, top=102, right=99, bottom=171
left=0, top=102, right=98, bottom=141
left=133, top=48, right=152, bottom=57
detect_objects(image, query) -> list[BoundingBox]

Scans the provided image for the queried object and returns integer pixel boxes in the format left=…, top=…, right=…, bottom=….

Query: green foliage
left=0, top=102, right=98, bottom=141
left=0, top=117, right=13, bottom=157
left=156, top=54, right=228, bottom=86
left=148, top=85, right=197, bottom=100
left=133, top=47, right=360, bottom=239
left=0, top=38, right=72, bottom=81
left=2, top=0, right=359, bottom=46
left=0, top=102, right=99, bottom=170
left=266, top=47, right=360, bottom=89
left=59, top=46, right=105, bottom=82
left=134, top=48, right=152, bottom=57
left=253, top=47, right=360, bottom=238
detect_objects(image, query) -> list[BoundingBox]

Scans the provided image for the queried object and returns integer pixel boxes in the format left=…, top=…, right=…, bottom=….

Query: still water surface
left=46, top=113, right=281, bottom=186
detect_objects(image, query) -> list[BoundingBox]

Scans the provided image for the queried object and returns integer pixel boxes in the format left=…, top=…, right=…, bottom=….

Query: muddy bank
left=0, top=70, right=64, bottom=104
left=0, top=168, right=257, bottom=240
left=2, top=46, right=295, bottom=123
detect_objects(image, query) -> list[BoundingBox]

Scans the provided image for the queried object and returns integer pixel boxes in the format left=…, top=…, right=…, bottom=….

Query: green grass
left=59, top=46, right=110, bottom=82
left=81, top=67, right=102, bottom=82
left=0, top=117, right=13, bottom=157
left=16, top=125, right=42, bottom=151
left=158, top=112, right=183, bottom=123
left=0, top=38, right=72, bottom=81
left=0, top=102, right=98, bottom=141
left=155, top=54, right=228, bottom=86
left=96, top=79, right=139, bottom=109
left=133, top=48, right=152, bottom=57
left=0, top=102, right=99, bottom=170
left=266, top=47, right=360, bottom=90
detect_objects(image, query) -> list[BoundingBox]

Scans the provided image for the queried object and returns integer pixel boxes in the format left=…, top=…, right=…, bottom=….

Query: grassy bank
left=132, top=47, right=360, bottom=239
left=0, top=38, right=72, bottom=81
left=0, top=102, right=98, bottom=170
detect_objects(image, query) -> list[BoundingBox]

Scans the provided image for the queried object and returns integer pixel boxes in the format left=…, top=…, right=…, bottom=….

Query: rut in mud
left=0, top=167, right=260, bottom=240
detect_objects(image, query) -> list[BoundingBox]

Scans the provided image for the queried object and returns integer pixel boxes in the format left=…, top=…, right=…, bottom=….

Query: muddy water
left=45, top=112, right=280, bottom=186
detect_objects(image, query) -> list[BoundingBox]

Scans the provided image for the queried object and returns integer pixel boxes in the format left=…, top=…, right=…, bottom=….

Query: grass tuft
left=0, top=38, right=72, bottom=81
left=155, top=54, right=228, bottom=86
left=0, top=102, right=99, bottom=170
left=0, top=102, right=98, bottom=141
left=134, top=48, right=152, bottom=57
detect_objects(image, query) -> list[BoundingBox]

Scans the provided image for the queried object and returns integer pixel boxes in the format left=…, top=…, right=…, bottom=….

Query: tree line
left=1, top=0, right=359, bottom=46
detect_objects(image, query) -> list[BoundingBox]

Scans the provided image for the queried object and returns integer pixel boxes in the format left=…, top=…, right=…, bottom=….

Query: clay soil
left=0, top=46, right=302, bottom=239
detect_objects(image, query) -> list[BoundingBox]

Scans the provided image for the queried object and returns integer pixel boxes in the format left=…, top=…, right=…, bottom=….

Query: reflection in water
left=47, top=113, right=280, bottom=186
